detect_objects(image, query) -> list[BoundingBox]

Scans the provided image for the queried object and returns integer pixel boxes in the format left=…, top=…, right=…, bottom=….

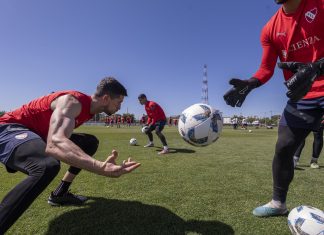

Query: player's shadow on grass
left=294, top=166, right=306, bottom=171
left=46, top=197, right=233, bottom=235
left=155, top=147, right=196, bottom=154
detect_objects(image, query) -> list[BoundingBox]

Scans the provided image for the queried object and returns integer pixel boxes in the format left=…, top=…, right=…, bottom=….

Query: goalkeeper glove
left=223, top=77, right=261, bottom=107
left=278, top=58, right=324, bottom=102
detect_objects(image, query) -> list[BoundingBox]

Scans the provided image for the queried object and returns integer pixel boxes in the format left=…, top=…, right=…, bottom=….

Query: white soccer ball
left=129, top=138, right=137, bottom=146
left=248, top=130, right=252, bottom=133
left=287, top=205, right=324, bottom=235
left=178, top=103, right=223, bottom=147
left=141, top=126, right=149, bottom=133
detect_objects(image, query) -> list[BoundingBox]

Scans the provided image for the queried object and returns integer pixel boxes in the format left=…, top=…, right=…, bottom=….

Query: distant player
left=168, top=117, right=173, bottom=126
left=126, top=116, right=131, bottom=127
left=231, top=117, right=238, bottom=130
left=0, top=77, right=141, bottom=233
left=293, top=116, right=324, bottom=169
left=242, top=118, right=248, bottom=130
left=138, top=94, right=169, bottom=154
left=117, top=115, right=121, bottom=128
left=121, top=116, right=125, bottom=126
left=224, top=0, right=324, bottom=217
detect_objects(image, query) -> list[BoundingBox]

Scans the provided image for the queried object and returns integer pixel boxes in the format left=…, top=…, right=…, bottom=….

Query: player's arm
left=224, top=26, right=277, bottom=107
left=145, top=111, right=155, bottom=126
left=144, top=116, right=154, bottom=134
left=148, top=103, right=157, bottom=125
left=150, top=117, right=156, bottom=125
left=45, top=94, right=140, bottom=177
left=146, top=116, right=152, bottom=125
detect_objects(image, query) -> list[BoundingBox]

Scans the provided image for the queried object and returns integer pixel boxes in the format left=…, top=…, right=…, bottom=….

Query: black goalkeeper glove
left=223, top=77, right=261, bottom=107
left=278, top=58, right=324, bottom=102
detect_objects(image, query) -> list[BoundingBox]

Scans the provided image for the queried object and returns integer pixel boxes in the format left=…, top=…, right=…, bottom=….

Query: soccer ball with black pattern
left=178, top=103, right=223, bottom=147
left=129, top=138, right=137, bottom=146
left=287, top=205, right=324, bottom=235
left=141, top=126, right=149, bottom=133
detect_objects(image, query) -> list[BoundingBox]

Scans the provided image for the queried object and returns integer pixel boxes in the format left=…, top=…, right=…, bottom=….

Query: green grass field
left=1, top=125, right=323, bottom=235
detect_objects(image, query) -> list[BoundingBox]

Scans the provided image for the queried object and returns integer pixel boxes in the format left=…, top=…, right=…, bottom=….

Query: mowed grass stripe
left=1, top=125, right=323, bottom=235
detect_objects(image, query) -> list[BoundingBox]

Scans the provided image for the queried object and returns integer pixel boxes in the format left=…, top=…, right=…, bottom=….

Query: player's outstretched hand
left=100, top=150, right=141, bottom=178
left=223, top=77, right=261, bottom=107
left=278, top=58, right=324, bottom=101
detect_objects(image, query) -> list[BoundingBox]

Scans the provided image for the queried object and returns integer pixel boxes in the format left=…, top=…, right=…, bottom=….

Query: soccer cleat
left=253, top=204, right=288, bottom=217
left=158, top=149, right=169, bottom=155
left=144, top=143, right=154, bottom=148
left=48, top=191, right=88, bottom=206
left=310, top=162, right=320, bottom=169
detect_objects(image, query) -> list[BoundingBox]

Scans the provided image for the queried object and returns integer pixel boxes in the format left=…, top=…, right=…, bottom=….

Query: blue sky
left=0, top=0, right=288, bottom=119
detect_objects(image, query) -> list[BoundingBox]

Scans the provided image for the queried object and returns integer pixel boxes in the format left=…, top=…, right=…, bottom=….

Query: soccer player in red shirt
left=126, top=116, right=131, bottom=127
left=224, top=0, right=324, bottom=217
left=117, top=116, right=121, bottom=128
left=138, top=94, right=169, bottom=154
left=0, top=77, right=141, bottom=233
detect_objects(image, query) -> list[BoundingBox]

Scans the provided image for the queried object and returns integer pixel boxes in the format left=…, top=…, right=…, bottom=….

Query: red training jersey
left=144, top=101, right=166, bottom=125
left=253, top=0, right=324, bottom=99
left=0, top=91, right=93, bottom=140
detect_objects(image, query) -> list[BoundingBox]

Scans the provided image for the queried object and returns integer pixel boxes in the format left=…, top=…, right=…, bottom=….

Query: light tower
left=201, top=64, right=209, bottom=104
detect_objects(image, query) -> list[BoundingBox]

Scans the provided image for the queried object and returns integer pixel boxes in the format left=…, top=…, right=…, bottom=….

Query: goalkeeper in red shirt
left=224, top=0, right=324, bottom=217
left=138, top=94, right=169, bottom=154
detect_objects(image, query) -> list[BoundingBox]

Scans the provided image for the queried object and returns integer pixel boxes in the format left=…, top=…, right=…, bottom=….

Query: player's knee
left=31, top=157, right=60, bottom=181
left=85, top=134, right=99, bottom=156
left=70, top=133, right=99, bottom=156
left=276, top=138, right=294, bottom=156
left=313, top=131, right=322, bottom=139
left=155, top=130, right=162, bottom=136
left=276, top=134, right=300, bottom=157
left=43, top=158, right=61, bottom=179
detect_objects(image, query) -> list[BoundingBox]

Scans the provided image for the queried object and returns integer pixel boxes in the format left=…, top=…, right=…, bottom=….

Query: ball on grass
left=129, top=138, right=137, bottom=146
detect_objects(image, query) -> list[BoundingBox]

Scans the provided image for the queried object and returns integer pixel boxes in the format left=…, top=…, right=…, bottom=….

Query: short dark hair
left=138, top=93, right=146, bottom=99
left=95, top=77, right=128, bottom=98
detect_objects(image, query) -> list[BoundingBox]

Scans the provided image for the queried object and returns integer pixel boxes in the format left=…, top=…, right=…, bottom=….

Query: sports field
left=1, top=125, right=323, bottom=235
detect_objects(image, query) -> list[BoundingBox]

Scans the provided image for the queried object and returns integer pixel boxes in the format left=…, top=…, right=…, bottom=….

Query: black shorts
left=149, top=120, right=166, bottom=132
left=0, top=124, right=41, bottom=166
left=279, top=97, right=324, bottom=131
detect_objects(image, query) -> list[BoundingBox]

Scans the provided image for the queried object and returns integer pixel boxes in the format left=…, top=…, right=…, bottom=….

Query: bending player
left=0, top=77, right=141, bottom=233
left=138, top=94, right=169, bottom=155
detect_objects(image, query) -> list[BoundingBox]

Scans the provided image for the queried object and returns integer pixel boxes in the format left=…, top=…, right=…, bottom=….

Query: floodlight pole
left=202, top=64, right=209, bottom=104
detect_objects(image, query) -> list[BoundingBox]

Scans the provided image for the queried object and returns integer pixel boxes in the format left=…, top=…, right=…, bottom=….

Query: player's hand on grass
left=278, top=58, right=324, bottom=102
left=223, top=77, right=261, bottom=107
left=97, top=150, right=141, bottom=177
